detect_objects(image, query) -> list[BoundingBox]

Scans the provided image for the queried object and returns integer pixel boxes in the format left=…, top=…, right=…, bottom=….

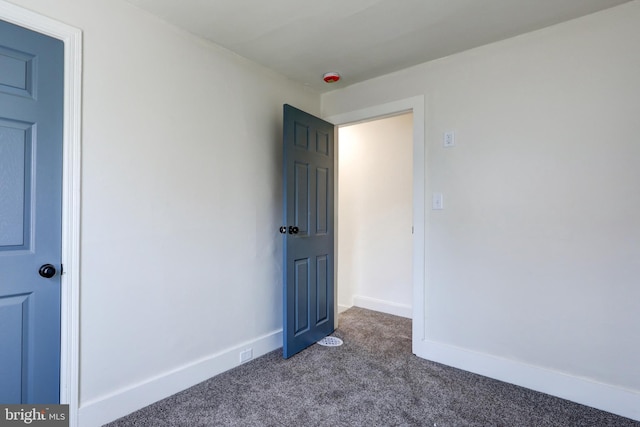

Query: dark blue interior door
left=0, top=19, right=64, bottom=403
left=282, top=104, right=335, bottom=359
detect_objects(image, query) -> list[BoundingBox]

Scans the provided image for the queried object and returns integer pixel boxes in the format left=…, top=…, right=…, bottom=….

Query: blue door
left=282, top=105, right=335, bottom=358
left=0, top=19, right=64, bottom=403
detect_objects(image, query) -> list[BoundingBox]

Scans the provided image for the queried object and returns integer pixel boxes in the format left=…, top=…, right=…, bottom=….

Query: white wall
left=325, top=1, right=640, bottom=421
left=5, top=0, right=320, bottom=425
left=338, top=114, right=413, bottom=318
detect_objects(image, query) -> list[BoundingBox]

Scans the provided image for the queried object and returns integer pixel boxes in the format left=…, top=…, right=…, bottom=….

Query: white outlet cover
left=240, top=348, right=253, bottom=363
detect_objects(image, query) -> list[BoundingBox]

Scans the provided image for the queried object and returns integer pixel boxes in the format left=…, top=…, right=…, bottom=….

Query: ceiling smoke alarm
left=323, top=72, right=340, bottom=83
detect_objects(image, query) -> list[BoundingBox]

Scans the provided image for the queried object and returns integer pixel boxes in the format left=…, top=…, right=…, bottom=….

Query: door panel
left=294, top=162, right=309, bottom=235
left=0, top=120, right=33, bottom=249
left=316, top=168, right=328, bottom=234
left=0, top=19, right=63, bottom=404
left=283, top=104, right=334, bottom=358
left=294, top=258, right=309, bottom=335
left=316, top=255, right=328, bottom=323
left=0, top=294, right=30, bottom=403
left=0, top=45, right=35, bottom=99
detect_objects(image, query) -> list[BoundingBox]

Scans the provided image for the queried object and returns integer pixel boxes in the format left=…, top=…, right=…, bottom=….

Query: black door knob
left=39, top=264, right=56, bottom=278
left=288, top=226, right=299, bottom=235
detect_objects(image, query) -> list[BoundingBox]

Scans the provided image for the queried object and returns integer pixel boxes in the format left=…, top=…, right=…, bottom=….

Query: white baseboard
left=353, top=295, right=412, bottom=319
left=337, top=303, right=352, bottom=314
left=78, top=330, right=283, bottom=427
left=415, top=339, right=640, bottom=422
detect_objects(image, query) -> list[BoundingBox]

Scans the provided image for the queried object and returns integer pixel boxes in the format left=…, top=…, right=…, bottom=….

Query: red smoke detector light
left=323, top=72, right=340, bottom=83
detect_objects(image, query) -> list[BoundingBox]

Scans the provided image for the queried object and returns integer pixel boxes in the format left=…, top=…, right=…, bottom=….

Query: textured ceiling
left=127, top=0, right=631, bottom=92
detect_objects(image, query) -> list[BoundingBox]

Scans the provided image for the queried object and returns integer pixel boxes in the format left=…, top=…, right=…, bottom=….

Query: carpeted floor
left=106, top=307, right=639, bottom=426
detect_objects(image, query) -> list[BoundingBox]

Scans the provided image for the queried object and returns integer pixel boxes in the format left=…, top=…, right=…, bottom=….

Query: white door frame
left=325, top=95, right=426, bottom=352
left=0, top=1, right=82, bottom=425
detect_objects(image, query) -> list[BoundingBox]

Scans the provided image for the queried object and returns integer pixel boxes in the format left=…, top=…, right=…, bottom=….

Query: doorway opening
left=326, top=95, right=426, bottom=353
left=337, top=112, right=413, bottom=319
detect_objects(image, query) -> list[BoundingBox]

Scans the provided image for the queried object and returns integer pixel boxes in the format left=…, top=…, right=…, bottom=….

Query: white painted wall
left=325, top=1, right=640, bottom=421
left=337, top=114, right=413, bottom=318
left=5, top=1, right=319, bottom=425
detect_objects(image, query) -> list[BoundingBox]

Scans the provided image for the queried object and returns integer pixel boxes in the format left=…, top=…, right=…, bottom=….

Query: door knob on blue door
left=288, top=226, right=299, bottom=235
left=39, top=264, right=57, bottom=278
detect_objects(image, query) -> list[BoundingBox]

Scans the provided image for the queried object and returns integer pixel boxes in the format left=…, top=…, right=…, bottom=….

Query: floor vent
left=317, top=336, right=343, bottom=347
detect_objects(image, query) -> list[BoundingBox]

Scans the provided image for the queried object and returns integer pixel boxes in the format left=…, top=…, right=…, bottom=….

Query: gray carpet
left=106, top=307, right=638, bottom=426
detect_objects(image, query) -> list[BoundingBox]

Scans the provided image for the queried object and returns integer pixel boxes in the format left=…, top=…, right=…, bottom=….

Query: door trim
left=0, top=1, right=82, bottom=425
left=325, top=95, right=426, bottom=352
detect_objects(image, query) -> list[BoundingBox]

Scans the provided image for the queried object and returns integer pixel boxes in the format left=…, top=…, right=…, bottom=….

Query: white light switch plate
left=432, top=193, right=444, bottom=210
